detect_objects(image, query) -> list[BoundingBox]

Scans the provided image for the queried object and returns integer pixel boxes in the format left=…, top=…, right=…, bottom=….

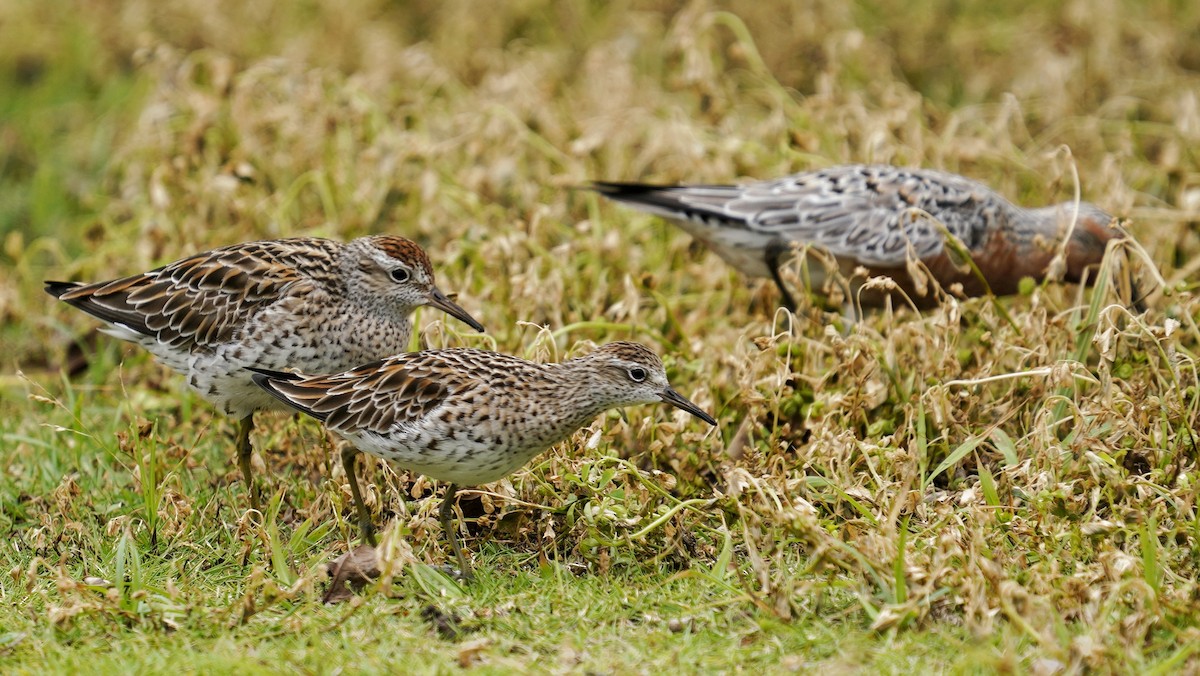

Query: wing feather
left=46, top=238, right=336, bottom=348
left=251, top=353, right=480, bottom=434
left=595, top=166, right=1010, bottom=267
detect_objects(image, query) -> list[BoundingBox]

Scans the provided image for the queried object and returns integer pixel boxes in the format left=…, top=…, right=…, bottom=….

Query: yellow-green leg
left=439, top=484, right=473, bottom=581
left=341, top=445, right=377, bottom=546
left=235, top=415, right=260, bottom=510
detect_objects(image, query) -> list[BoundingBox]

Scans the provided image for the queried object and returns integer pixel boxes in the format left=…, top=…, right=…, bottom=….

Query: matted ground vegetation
left=3, top=0, right=1200, bottom=672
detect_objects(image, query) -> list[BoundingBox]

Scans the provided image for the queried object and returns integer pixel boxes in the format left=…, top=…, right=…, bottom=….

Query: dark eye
left=389, top=267, right=411, bottom=283
left=628, top=367, right=647, bottom=382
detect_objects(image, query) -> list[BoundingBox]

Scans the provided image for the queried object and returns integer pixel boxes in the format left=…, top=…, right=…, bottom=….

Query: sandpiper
left=593, top=165, right=1138, bottom=311
left=46, top=236, right=485, bottom=506
left=249, top=341, right=717, bottom=579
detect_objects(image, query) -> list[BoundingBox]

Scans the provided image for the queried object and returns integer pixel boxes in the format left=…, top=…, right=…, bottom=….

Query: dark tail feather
left=588, top=180, right=699, bottom=217
left=590, top=180, right=671, bottom=192
left=44, top=280, right=82, bottom=299
left=589, top=180, right=677, bottom=198
left=588, top=180, right=746, bottom=225
left=44, top=279, right=160, bottom=338
left=248, top=368, right=330, bottom=422
left=246, top=366, right=303, bottom=382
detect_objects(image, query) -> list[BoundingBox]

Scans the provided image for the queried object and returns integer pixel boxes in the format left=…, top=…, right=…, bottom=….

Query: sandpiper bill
left=46, top=236, right=484, bottom=506
left=250, top=341, right=717, bottom=579
left=594, top=164, right=1138, bottom=311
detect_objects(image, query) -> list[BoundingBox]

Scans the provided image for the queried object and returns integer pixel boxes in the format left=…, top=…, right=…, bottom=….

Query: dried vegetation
left=3, top=0, right=1200, bottom=671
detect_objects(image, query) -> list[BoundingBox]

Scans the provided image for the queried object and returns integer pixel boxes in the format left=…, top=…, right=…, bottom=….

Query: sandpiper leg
left=1128, top=279, right=1148, bottom=314
left=439, top=484, right=473, bottom=580
left=765, top=241, right=798, bottom=312
left=341, top=445, right=377, bottom=546
left=841, top=300, right=860, bottom=329
left=235, top=415, right=260, bottom=510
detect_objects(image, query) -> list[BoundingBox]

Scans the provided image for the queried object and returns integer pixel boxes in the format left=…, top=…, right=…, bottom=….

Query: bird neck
left=534, top=359, right=624, bottom=434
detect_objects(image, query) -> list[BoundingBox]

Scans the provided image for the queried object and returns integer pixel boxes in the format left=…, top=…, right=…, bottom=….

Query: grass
left=4, top=0, right=1200, bottom=672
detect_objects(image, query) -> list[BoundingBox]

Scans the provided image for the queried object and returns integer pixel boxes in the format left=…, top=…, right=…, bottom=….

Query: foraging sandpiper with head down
left=249, top=341, right=717, bottom=579
left=46, top=236, right=485, bottom=505
left=593, top=164, right=1139, bottom=312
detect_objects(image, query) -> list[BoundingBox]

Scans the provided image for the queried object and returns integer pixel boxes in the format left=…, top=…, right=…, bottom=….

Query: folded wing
left=250, top=354, right=479, bottom=433
left=45, top=239, right=328, bottom=348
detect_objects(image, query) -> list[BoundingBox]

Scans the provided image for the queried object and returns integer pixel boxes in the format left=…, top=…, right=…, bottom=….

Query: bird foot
left=434, top=563, right=473, bottom=582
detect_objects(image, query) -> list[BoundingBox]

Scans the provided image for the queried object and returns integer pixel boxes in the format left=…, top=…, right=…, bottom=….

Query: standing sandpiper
left=249, top=341, right=717, bottom=579
left=593, top=164, right=1138, bottom=311
left=46, top=236, right=485, bottom=506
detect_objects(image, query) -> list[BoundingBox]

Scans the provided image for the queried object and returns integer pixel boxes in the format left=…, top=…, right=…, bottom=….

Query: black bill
left=660, top=386, right=717, bottom=426
left=426, top=288, right=486, bottom=333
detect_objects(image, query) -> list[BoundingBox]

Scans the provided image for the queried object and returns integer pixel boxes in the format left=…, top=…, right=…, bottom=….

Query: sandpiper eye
left=628, top=367, right=647, bottom=382
left=389, top=267, right=411, bottom=283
